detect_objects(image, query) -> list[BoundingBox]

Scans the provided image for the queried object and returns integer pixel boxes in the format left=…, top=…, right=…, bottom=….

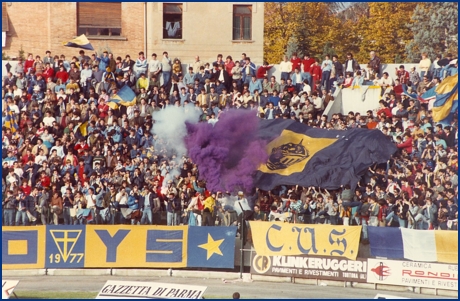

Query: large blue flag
left=187, top=226, right=237, bottom=268
left=253, top=119, right=397, bottom=190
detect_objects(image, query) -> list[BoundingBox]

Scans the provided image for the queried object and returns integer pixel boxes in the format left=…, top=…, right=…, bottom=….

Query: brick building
left=2, top=2, right=264, bottom=65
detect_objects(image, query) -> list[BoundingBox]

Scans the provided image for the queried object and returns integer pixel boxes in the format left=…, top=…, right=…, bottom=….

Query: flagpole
left=238, top=202, right=244, bottom=279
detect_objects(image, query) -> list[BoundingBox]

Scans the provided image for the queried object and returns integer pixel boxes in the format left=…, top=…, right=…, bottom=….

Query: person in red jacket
left=256, top=61, right=273, bottom=82
left=310, top=61, right=322, bottom=87
left=397, top=133, right=413, bottom=154
left=301, top=53, right=315, bottom=74
left=55, top=65, right=69, bottom=84
left=290, top=52, right=301, bottom=72
left=395, top=65, right=410, bottom=85
left=377, top=100, right=392, bottom=118
left=42, top=63, right=55, bottom=82
left=24, top=53, right=35, bottom=74
left=74, top=138, right=90, bottom=155
left=40, top=171, right=51, bottom=188
left=392, top=79, right=404, bottom=101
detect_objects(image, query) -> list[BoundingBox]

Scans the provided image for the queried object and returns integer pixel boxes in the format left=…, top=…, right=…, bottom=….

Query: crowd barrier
left=2, top=224, right=458, bottom=293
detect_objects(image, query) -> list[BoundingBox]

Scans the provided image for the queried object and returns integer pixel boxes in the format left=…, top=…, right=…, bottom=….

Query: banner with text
left=250, top=253, right=368, bottom=282
left=249, top=222, right=361, bottom=260
left=2, top=226, right=236, bottom=269
left=367, top=258, right=458, bottom=291
left=96, top=281, right=207, bottom=299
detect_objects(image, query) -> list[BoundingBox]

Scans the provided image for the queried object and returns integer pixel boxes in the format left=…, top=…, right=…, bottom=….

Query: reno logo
left=371, top=262, right=391, bottom=281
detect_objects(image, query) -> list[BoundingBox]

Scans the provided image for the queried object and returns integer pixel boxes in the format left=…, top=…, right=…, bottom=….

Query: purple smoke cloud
left=185, top=110, right=268, bottom=193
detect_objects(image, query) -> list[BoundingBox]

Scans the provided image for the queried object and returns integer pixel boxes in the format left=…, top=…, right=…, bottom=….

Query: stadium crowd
left=1, top=48, right=458, bottom=236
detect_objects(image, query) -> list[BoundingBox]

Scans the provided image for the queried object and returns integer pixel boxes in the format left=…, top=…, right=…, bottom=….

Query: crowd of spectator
left=1, top=48, right=457, bottom=236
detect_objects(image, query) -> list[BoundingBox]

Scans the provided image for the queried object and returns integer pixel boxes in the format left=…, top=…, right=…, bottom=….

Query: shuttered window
left=2, top=3, right=9, bottom=32
left=77, top=2, right=122, bottom=36
left=163, top=3, right=182, bottom=39
left=233, top=5, right=252, bottom=40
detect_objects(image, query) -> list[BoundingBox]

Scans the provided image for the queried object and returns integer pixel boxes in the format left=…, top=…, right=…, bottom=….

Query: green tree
left=406, top=2, right=458, bottom=62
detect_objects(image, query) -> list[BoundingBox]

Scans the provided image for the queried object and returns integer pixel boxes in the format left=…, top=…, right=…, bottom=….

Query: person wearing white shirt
left=6, top=102, right=19, bottom=115
left=378, top=72, right=394, bottom=95
left=43, top=111, right=56, bottom=127
left=311, top=92, right=323, bottom=114
left=148, top=53, right=162, bottom=78
left=34, top=149, right=47, bottom=165
left=234, top=191, right=251, bottom=216
left=279, top=55, right=293, bottom=82
left=190, top=56, right=203, bottom=75
left=86, top=188, right=97, bottom=208
left=50, top=141, right=65, bottom=158
left=187, top=194, right=203, bottom=226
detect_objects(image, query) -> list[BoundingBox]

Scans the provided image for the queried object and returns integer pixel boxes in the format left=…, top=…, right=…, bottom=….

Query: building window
left=163, top=3, right=182, bottom=39
left=77, top=2, right=122, bottom=37
left=233, top=5, right=252, bottom=40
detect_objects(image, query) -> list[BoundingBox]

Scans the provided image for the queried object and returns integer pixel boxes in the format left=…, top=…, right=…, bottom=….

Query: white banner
left=96, top=281, right=207, bottom=299
left=2, top=280, right=19, bottom=299
left=367, top=259, right=458, bottom=291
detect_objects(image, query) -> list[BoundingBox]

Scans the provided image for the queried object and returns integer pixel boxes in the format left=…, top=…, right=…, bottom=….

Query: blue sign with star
left=187, top=226, right=237, bottom=268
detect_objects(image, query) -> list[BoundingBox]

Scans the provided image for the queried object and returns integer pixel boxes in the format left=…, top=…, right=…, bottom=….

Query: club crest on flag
left=259, top=130, right=337, bottom=176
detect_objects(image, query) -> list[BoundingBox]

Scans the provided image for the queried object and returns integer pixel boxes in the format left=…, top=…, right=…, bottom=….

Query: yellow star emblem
left=198, top=233, right=224, bottom=260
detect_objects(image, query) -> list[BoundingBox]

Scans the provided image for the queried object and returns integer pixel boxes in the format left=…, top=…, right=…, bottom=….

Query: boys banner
left=249, top=222, right=361, bottom=260
left=2, top=226, right=237, bottom=269
left=368, top=227, right=458, bottom=264
left=367, top=258, right=458, bottom=291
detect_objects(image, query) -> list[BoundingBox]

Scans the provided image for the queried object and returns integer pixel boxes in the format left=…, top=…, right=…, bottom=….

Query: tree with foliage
left=263, top=2, right=350, bottom=63
left=263, top=3, right=296, bottom=64
left=354, top=2, right=417, bottom=63
left=405, top=2, right=458, bottom=62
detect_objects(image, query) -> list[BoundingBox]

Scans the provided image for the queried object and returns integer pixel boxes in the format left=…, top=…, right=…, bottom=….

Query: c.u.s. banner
left=249, top=222, right=362, bottom=260
left=2, top=226, right=237, bottom=269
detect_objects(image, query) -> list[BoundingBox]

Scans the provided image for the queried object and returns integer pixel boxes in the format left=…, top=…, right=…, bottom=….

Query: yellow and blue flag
left=63, top=34, right=94, bottom=51
left=254, top=119, right=397, bottom=190
left=4, top=106, right=19, bottom=133
left=368, top=227, right=457, bottom=264
left=432, top=74, right=458, bottom=123
left=187, top=226, right=237, bottom=268
left=109, top=85, right=137, bottom=108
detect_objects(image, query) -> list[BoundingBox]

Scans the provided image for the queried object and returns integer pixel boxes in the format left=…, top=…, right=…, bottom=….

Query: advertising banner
left=2, top=226, right=236, bottom=269
left=2, top=280, right=19, bottom=299
left=96, top=281, right=207, bottom=299
left=367, top=258, right=458, bottom=291
left=250, top=222, right=361, bottom=260
left=2, top=227, right=46, bottom=270
left=250, top=253, right=368, bottom=282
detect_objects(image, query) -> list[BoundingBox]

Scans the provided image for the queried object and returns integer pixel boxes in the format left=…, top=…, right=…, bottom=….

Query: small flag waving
left=432, top=74, right=458, bottom=122
left=109, top=85, right=137, bottom=108
left=4, top=106, right=19, bottom=133
left=63, top=34, right=94, bottom=51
